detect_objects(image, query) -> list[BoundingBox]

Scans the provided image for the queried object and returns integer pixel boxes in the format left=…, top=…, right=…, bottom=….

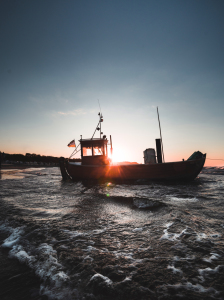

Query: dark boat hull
left=60, top=155, right=206, bottom=181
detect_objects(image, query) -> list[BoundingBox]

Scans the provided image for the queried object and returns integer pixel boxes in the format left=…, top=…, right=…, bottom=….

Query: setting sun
left=109, top=148, right=127, bottom=163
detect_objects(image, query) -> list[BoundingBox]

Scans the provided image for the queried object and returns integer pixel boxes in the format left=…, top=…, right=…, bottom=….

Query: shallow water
left=0, top=167, right=224, bottom=300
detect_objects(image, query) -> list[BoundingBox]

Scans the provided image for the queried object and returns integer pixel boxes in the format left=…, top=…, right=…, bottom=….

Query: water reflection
left=0, top=168, right=224, bottom=299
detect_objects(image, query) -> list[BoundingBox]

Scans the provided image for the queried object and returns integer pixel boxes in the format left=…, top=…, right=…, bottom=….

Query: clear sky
left=0, top=0, right=224, bottom=166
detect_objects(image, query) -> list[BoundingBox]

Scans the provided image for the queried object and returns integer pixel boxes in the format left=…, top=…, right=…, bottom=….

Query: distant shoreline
left=0, top=163, right=57, bottom=170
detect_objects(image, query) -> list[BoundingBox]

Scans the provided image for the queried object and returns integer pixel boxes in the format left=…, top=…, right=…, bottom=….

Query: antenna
left=157, top=107, right=165, bottom=163
left=97, top=100, right=103, bottom=139
left=110, top=135, right=113, bottom=157
left=98, top=99, right=102, bottom=115
left=92, top=102, right=104, bottom=139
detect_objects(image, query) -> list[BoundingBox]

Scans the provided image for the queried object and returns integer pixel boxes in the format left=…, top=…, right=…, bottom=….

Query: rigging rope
left=69, top=143, right=80, bottom=159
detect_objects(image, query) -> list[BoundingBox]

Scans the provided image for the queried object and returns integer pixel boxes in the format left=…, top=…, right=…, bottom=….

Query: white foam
left=167, top=265, right=183, bottom=274
left=89, top=273, right=113, bottom=286
left=185, top=282, right=218, bottom=294
left=0, top=223, right=14, bottom=233
left=62, top=229, right=85, bottom=238
left=169, top=196, right=198, bottom=202
left=39, top=284, right=78, bottom=300
left=1, top=225, right=76, bottom=300
left=9, top=244, right=36, bottom=268
left=83, top=255, right=94, bottom=262
left=138, top=246, right=151, bottom=252
left=133, top=198, right=161, bottom=208
left=171, top=242, right=189, bottom=252
left=22, top=243, right=72, bottom=298
left=160, top=224, right=221, bottom=246
left=121, top=276, right=132, bottom=282
left=84, top=245, right=97, bottom=252
left=159, top=282, right=219, bottom=296
left=160, top=227, right=187, bottom=241
left=165, top=222, right=173, bottom=228
left=198, top=265, right=224, bottom=278
left=173, top=255, right=195, bottom=262
left=113, top=250, right=134, bottom=260
left=92, top=229, right=106, bottom=234
left=2, top=226, right=25, bottom=248
left=111, top=249, right=145, bottom=266
left=196, top=232, right=221, bottom=241
left=132, top=227, right=143, bottom=232
left=101, top=248, right=109, bottom=252
left=203, top=253, right=221, bottom=263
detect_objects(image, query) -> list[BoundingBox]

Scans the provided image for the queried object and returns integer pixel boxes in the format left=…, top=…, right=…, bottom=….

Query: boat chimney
left=143, top=148, right=156, bottom=164
left=156, top=139, right=163, bottom=163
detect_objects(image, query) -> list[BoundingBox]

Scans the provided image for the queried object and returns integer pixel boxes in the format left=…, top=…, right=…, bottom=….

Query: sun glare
left=109, top=148, right=126, bottom=164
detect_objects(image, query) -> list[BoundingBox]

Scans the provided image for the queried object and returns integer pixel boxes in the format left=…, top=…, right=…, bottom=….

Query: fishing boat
left=60, top=111, right=206, bottom=182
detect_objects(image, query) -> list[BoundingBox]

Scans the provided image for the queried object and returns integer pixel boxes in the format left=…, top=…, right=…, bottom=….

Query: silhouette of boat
left=60, top=112, right=206, bottom=182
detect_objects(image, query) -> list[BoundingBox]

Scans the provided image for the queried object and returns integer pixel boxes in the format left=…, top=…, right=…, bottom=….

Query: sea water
left=0, top=167, right=224, bottom=300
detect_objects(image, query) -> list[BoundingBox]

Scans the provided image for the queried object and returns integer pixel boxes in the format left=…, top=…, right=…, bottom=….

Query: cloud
left=58, top=109, right=86, bottom=116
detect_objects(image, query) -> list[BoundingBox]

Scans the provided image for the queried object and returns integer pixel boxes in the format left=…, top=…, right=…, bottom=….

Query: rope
left=69, top=143, right=80, bottom=159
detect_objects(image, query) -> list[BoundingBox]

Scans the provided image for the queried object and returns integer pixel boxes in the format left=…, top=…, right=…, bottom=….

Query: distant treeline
left=3, top=153, right=81, bottom=164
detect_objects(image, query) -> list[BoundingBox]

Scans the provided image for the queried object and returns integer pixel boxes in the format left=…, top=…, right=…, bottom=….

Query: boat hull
left=60, top=155, right=206, bottom=182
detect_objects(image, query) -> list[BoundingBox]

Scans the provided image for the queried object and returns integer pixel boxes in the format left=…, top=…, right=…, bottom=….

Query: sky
left=0, top=0, right=224, bottom=166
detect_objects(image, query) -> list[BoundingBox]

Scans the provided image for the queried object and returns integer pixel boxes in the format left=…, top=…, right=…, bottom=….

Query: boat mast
left=157, top=107, right=165, bottom=163
left=98, top=99, right=103, bottom=139
left=100, top=113, right=102, bottom=139
left=91, top=113, right=103, bottom=139
left=110, top=135, right=113, bottom=157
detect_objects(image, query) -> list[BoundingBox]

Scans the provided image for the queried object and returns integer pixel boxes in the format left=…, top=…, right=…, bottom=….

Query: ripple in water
left=0, top=167, right=224, bottom=299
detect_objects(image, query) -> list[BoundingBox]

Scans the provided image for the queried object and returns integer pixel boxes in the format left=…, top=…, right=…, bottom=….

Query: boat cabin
left=80, top=137, right=110, bottom=165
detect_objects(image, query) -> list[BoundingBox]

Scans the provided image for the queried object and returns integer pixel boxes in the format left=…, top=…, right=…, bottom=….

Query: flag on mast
left=67, top=139, right=76, bottom=147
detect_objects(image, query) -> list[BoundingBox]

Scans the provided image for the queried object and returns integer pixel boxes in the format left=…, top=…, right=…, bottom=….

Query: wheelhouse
left=80, top=137, right=109, bottom=165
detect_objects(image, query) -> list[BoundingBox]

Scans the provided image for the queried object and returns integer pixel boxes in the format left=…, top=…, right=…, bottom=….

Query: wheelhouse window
left=82, top=146, right=92, bottom=156
left=93, top=145, right=104, bottom=156
left=81, top=140, right=108, bottom=158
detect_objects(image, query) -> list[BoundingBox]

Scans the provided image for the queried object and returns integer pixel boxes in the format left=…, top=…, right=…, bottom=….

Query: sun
left=109, top=148, right=126, bottom=163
